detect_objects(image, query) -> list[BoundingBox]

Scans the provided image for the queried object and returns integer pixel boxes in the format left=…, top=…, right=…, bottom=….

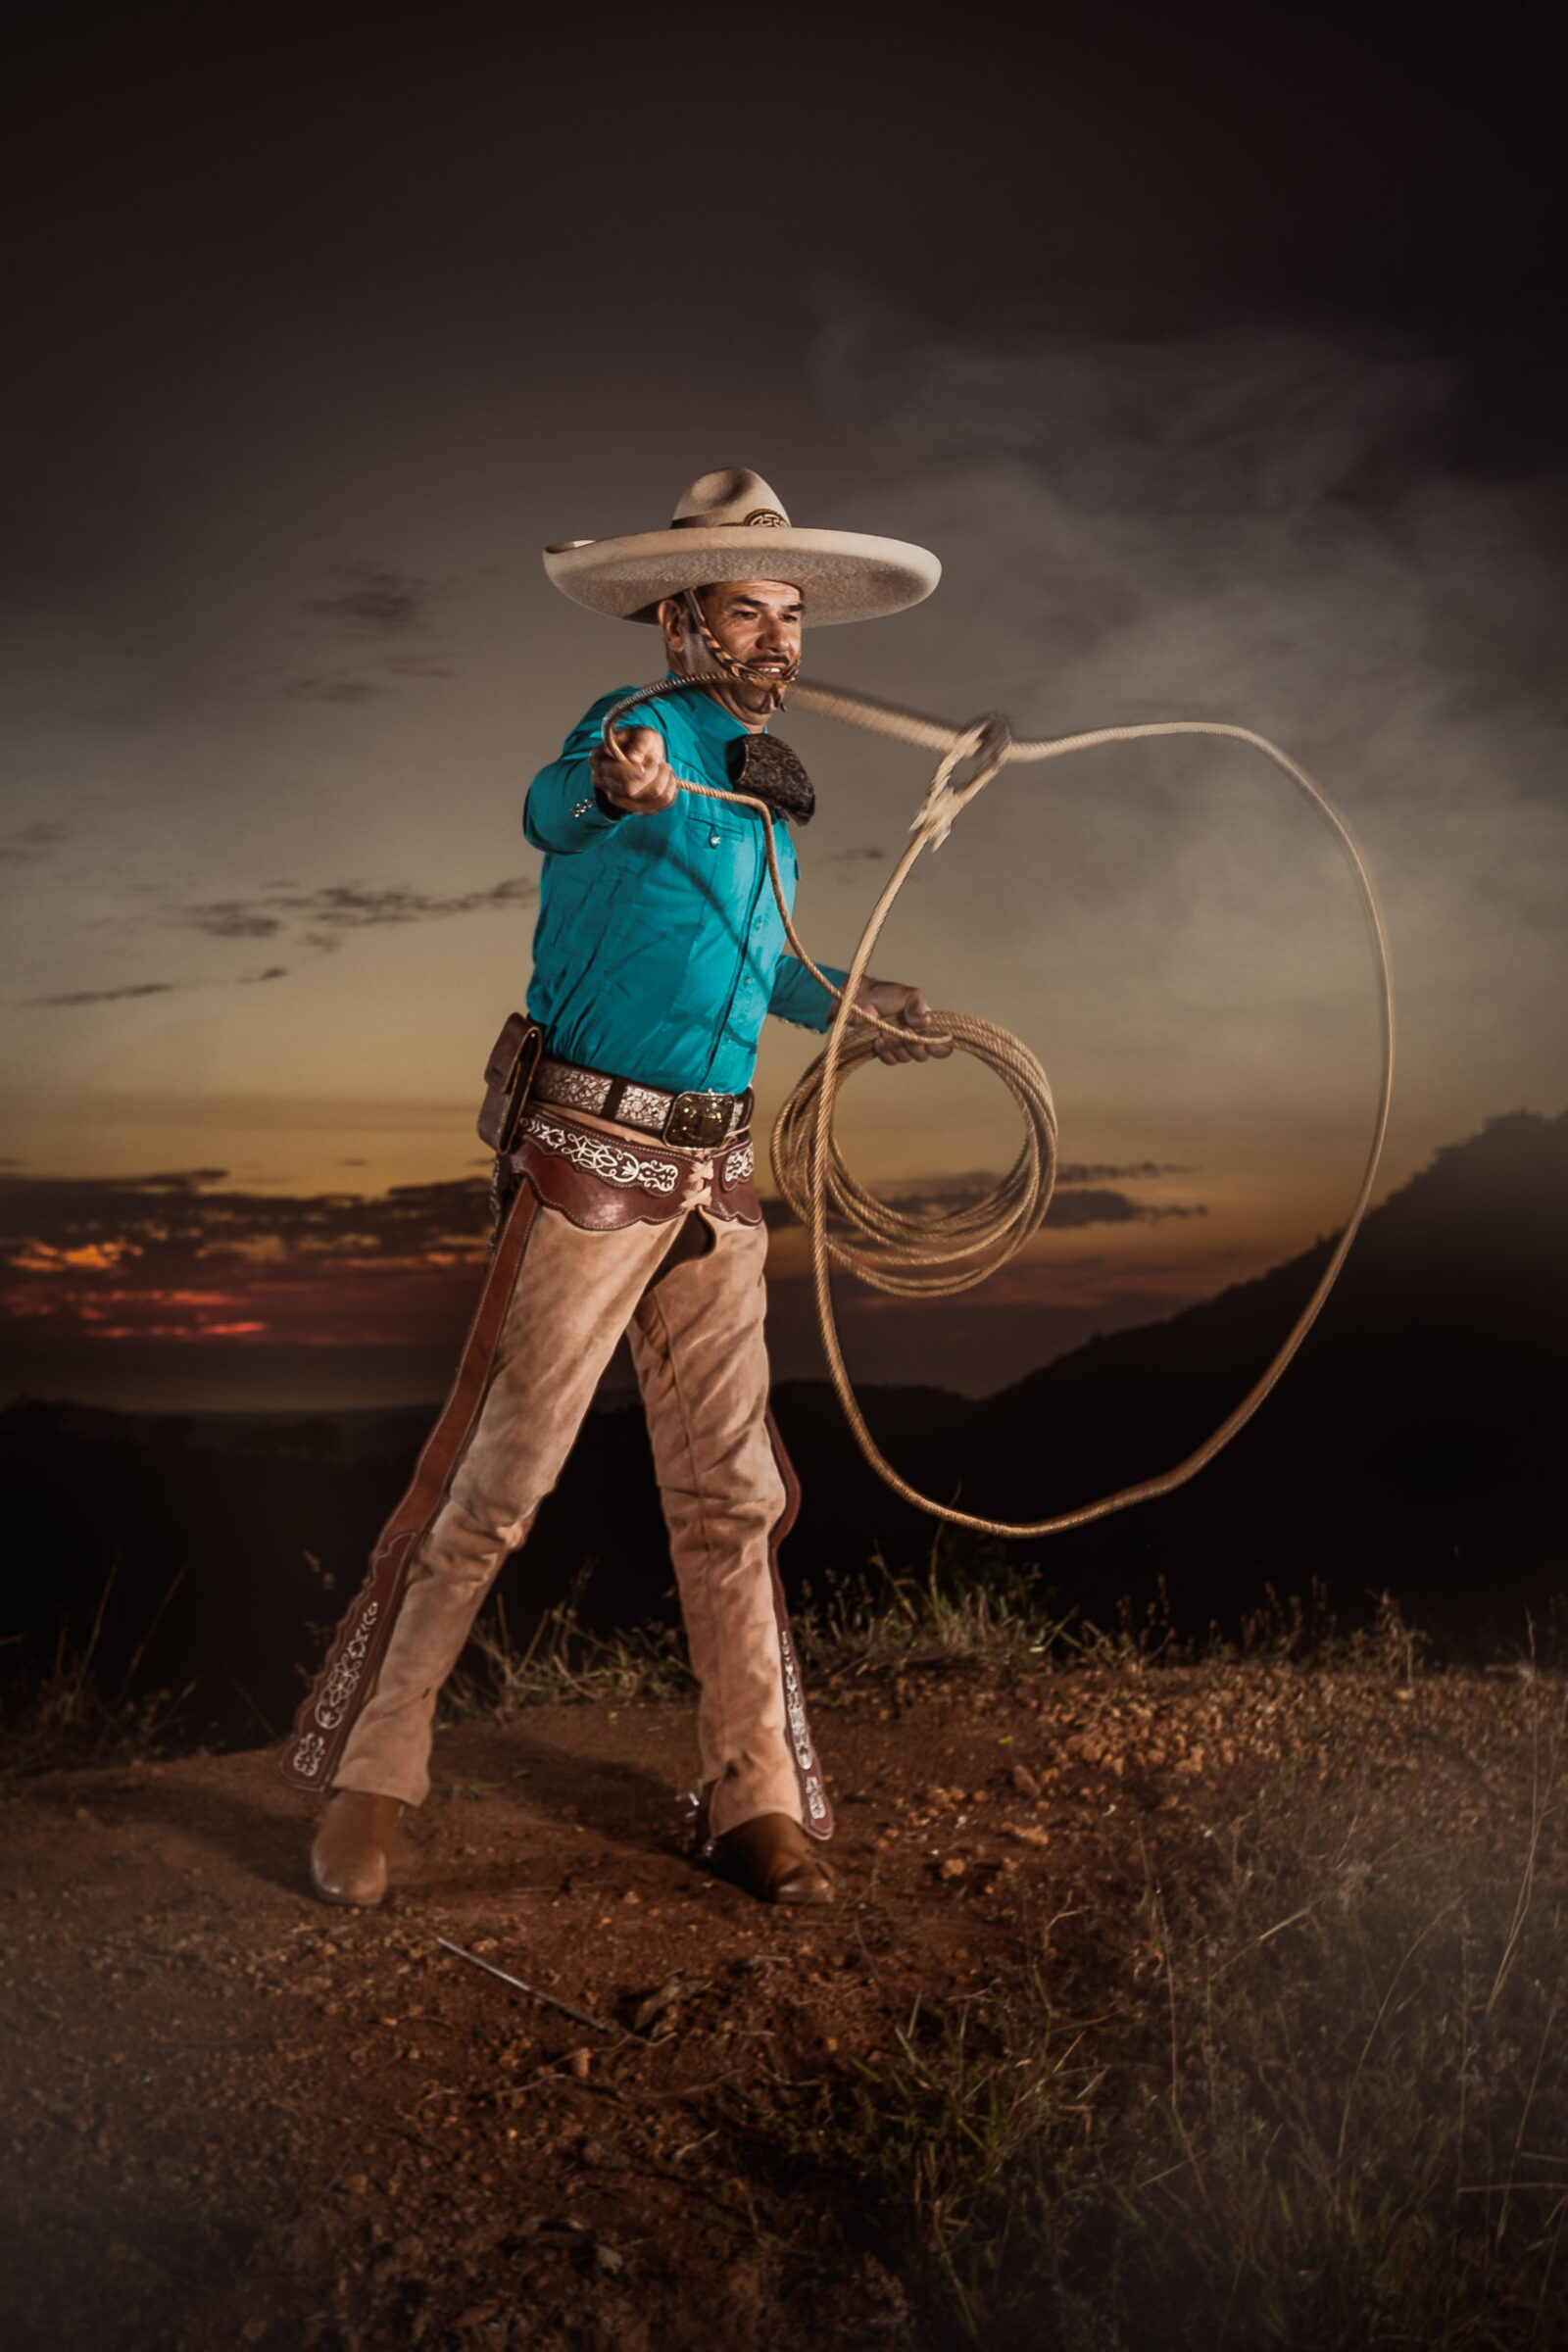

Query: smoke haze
left=799, top=294, right=1566, bottom=1176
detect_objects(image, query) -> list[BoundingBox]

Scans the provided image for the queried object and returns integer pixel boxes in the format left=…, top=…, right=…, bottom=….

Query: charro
left=282, top=462, right=1393, bottom=1920
left=283, top=466, right=955, bottom=1911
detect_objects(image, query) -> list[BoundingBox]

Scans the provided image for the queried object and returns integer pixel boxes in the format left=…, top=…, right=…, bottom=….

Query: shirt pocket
left=581, top=810, right=714, bottom=992
left=680, top=802, right=766, bottom=955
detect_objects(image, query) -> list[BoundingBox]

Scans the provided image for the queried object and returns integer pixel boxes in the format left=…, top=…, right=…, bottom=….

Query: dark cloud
left=383, top=656, right=455, bottom=680
left=296, top=879, right=538, bottom=927
left=1046, top=1188, right=1205, bottom=1229
left=1, top=1169, right=493, bottom=1348
left=1, top=1168, right=490, bottom=1258
left=0, top=821, right=69, bottom=864
left=2, top=1159, right=1215, bottom=1372
left=17, top=875, right=540, bottom=1014
left=759, top=1174, right=1204, bottom=1231
left=819, top=846, right=886, bottom=863
left=23, top=980, right=179, bottom=1009
left=283, top=652, right=455, bottom=701
left=306, top=564, right=438, bottom=637
left=186, top=905, right=281, bottom=940
left=1, top=1164, right=1200, bottom=1271
left=284, top=566, right=463, bottom=706
left=1056, top=1161, right=1195, bottom=1183
left=176, top=875, right=538, bottom=947
left=283, top=675, right=387, bottom=705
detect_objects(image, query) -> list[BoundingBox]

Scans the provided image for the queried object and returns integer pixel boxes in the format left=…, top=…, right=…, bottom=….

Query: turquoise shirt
left=523, top=682, right=847, bottom=1096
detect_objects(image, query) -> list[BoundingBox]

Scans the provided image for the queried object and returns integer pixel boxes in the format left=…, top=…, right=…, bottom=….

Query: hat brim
left=542, top=526, right=940, bottom=627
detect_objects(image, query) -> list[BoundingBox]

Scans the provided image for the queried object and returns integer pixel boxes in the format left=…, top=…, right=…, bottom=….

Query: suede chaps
left=277, top=1111, right=831, bottom=1845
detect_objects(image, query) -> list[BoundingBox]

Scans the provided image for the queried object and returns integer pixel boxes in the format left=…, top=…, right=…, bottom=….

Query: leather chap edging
left=274, top=1179, right=543, bottom=1796
left=764, top=1408, right=834, bottom=1843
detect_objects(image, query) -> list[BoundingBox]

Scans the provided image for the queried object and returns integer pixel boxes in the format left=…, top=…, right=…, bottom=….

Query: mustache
left=691, top=640, right=795, bottom=664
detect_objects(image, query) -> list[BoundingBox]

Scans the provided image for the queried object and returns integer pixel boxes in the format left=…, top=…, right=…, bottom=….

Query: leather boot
left=311, top=1789, right=403, bottom=1907
left=714, top=1812, right=834, bottom=1906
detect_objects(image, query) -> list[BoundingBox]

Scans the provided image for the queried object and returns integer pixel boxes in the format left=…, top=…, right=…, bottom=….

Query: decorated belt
left=534, top=1054, right=753, bottom=1151
left=511, top=1108, right=760, bottom=1232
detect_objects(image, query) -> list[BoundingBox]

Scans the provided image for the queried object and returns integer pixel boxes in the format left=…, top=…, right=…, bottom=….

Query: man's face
left=659, top=580, right=803, bottom=720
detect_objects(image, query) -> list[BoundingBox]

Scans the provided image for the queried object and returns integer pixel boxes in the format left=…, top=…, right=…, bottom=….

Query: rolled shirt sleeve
left=522, top=755, right=625, bottom=852
left=524, top=690, right=656, bottom=852
left=767, top=952, right=849, bottom=1033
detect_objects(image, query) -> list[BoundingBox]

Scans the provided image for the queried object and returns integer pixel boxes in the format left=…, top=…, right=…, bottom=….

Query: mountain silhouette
left=3, top=1108, right=1562, bottom=1746
left=777, top=1106, right=1568, bottom=1644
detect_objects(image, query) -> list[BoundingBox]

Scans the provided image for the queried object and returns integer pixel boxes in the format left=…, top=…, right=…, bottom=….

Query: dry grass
left=444, top=1568, right=696, bottom=1718
left=440, top=1544, right=1568, bottom=2343
left=446, top=1533, right=1074, bottom=1722
left=445, top=1537, right=1433, bottom=1726
left=12, top=1541, right=1567, bottom=2344
left=0, top=1565, right=192, bottom=1777
left=746, top=1674, right=1568, bottom=2350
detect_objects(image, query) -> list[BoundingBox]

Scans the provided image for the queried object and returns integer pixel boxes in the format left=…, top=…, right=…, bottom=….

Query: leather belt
left=533, top=1054, right=753, bottom=1152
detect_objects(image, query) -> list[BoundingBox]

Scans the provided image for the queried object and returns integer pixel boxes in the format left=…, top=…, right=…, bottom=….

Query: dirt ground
left=0, top=1655, right=1549, bottom=2351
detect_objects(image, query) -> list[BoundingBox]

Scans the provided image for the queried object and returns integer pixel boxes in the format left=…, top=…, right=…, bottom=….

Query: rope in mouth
left=599, top=673, right=1395, bottom=1541
left=681, top=590, right=799, bottom=713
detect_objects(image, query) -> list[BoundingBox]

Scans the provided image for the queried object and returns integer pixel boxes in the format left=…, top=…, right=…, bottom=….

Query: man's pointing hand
left=591, top=726, right=679, bottom=814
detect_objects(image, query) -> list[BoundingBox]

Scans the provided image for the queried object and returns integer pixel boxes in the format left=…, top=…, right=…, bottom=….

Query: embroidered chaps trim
left=275, top=1181, right=541, bottom=1793
left=764, top=1409, right=834, bottom=1842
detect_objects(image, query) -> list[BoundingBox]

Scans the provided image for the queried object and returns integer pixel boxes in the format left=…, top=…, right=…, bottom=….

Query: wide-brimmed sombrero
left=543, top=467, right=940, bottom=628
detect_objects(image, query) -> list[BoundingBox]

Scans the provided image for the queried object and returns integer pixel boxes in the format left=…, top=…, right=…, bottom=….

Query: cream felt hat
left=543, top=467, right=941, bottom=627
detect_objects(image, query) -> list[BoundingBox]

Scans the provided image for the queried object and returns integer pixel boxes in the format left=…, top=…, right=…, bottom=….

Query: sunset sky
left=3, top=9, right=1563, bottom=1409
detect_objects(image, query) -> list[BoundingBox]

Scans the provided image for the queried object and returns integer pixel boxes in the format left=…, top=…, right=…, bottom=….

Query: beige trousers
left=333, top=1201, right=805, bottom=1838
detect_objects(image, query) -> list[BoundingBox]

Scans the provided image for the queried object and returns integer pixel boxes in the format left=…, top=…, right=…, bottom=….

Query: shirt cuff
left=523, top=759, right=624, bottom=851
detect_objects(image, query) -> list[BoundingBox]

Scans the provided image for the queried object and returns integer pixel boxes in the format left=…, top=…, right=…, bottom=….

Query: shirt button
left=709, top=830, right=720, bottom=847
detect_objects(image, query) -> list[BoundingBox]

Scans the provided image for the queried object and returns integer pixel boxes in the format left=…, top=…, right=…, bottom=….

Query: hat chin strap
left=681, top=591, right=799, bottom=718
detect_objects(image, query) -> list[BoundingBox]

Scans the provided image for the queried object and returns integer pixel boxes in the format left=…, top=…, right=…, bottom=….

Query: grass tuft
left=796, top=1531, right=1073, bottom=1676
left=742, top=1678, right=1568, bottom=2349
left=0, top=1565, right=193, bottom=1776
left=444, top=1568, right=696, bottom=1718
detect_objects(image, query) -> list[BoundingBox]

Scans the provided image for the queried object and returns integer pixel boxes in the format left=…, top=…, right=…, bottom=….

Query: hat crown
left=671, top=467, right=791, bottom=531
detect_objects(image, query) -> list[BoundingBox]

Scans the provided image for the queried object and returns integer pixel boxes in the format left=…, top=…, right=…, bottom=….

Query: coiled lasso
left=600, top=676, right=1394, bottom=1539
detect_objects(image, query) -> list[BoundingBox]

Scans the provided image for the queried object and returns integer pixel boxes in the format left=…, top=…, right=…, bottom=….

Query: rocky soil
left=0, top=1654, right=1552, bottom=2351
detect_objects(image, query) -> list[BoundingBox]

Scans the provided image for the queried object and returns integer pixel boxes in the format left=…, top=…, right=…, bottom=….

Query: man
left=284, top=467, right=944, bottom=1907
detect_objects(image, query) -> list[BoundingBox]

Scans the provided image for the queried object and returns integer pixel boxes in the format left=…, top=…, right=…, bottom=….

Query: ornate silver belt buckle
left=664, top=1092, right=730, bottom=1151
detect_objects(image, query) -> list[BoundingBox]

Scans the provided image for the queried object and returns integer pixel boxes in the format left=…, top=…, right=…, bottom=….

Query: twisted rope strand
left=600, top=675, right=1394, bottom=1538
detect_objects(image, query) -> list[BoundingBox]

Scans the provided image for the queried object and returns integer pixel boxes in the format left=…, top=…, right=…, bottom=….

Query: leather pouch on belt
left=477, top=1012, right=544, bottom=1153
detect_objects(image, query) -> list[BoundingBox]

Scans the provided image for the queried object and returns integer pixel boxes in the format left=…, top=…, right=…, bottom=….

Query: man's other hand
left=854, top=978, right=954, bottom=1064
left=590, top=727, right=679, bottom=813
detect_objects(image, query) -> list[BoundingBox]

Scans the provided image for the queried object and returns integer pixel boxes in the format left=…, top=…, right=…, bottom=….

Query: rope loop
left=912, top=713, right=1013, bottom=850
left=771, top=1008, right=1057, bottom=1298
left=583, top=671, right=1394, bottom=1540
